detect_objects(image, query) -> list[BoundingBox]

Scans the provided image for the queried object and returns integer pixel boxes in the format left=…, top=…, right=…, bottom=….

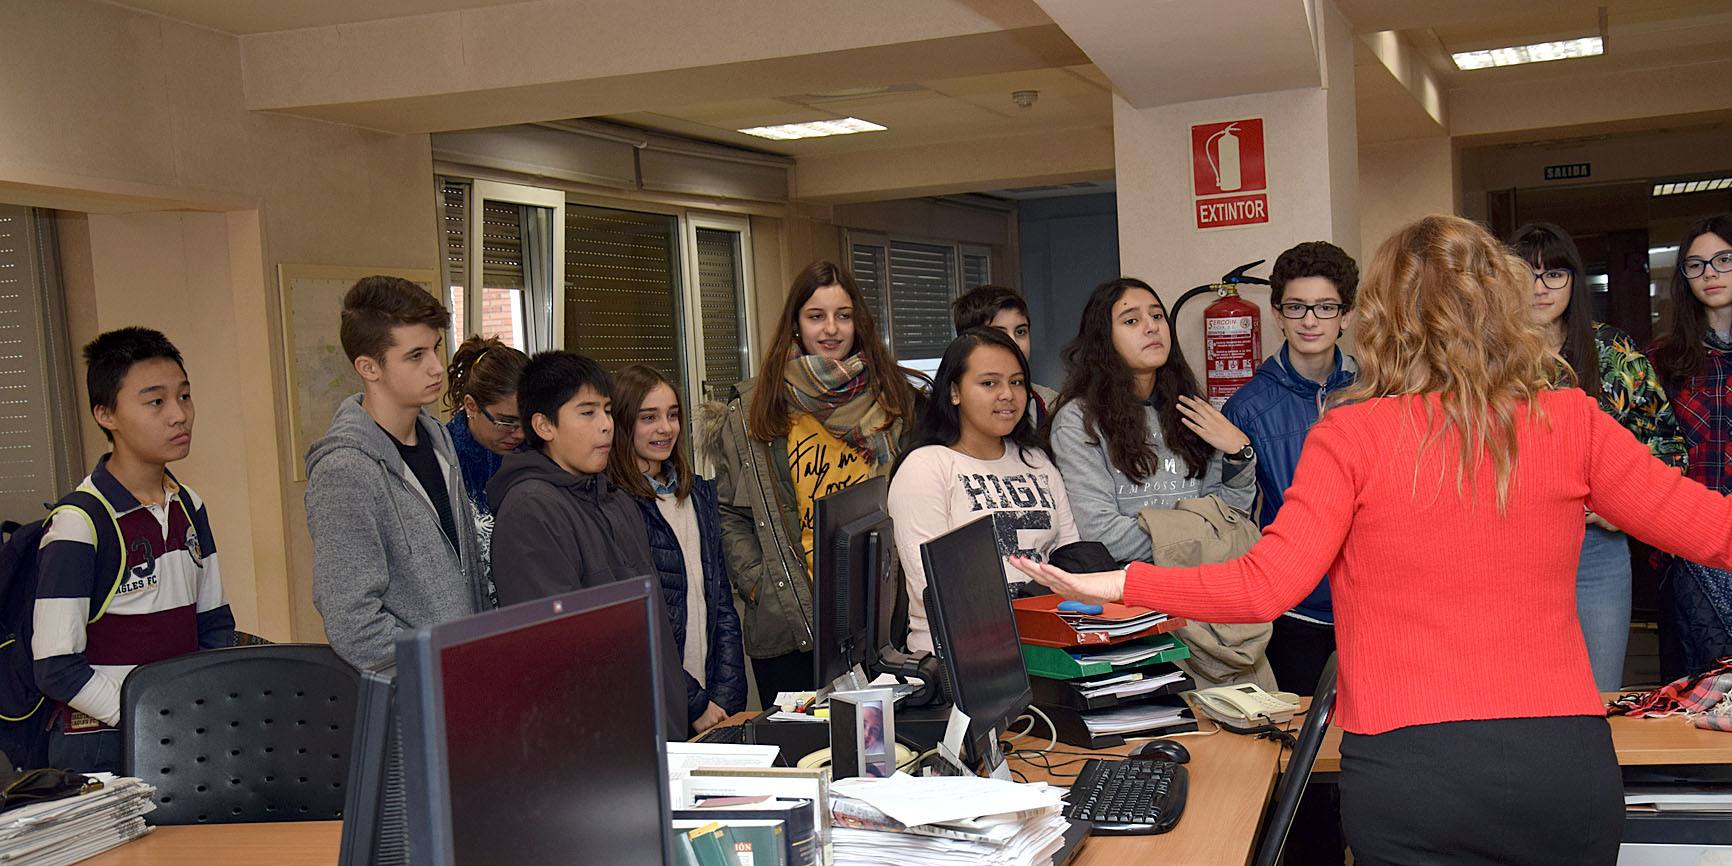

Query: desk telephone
left=1190, top=683, right=1300, bottom=733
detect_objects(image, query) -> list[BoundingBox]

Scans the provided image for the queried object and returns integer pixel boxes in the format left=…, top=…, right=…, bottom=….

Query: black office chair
left=1249, top=653, right=1338, bottom=866
left=121, top=644, right=359, bottom=825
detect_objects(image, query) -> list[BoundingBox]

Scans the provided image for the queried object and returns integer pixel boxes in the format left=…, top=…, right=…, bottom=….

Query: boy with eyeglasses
left=1221, top=241, right=1358, bottom=866
left=305, top=277, right=490, bottom=670
left=1222, top=241, right=1359, bottom=694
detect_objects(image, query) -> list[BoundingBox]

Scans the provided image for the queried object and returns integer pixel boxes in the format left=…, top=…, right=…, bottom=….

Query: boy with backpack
left=29, top=327, right=234, bottom=772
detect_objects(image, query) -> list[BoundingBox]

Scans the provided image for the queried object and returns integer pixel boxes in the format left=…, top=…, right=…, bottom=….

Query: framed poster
left=278, top=264, right=439, bottom=480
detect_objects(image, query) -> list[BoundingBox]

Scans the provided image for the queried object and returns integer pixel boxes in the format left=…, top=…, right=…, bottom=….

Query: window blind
left=850, top=242, right=890, bottom=333
left=694, top=228, right=746, bottom=404
left=886, top=240, right=958, bottom=360
left=962, top=252, right=991, bottom=290
left=0, top=207, right=74, bottom=520
left=438, top=179, right=468, bottom=337
left=563, top=205, right=683, bottom=386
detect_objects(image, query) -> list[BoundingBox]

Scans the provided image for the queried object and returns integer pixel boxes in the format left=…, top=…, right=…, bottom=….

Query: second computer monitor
left=813, top=476, right=893, bottom=695
left=921, top=513, right=1033, bottom=771
left=397, top=579, right=673, bottom=866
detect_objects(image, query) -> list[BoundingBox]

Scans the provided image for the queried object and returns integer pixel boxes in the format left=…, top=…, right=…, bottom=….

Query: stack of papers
left=1625, top=786, right=1732, bottom=812
left=1080, top=703, right=1192, bottom=736
left=1077, top=670, right=1187, bottom=701
left=0, top=774, right=155, bottom=866
left=1072, top=642, right=1175, bottom=666
left=829, top=774, right=1071, bottom=866
left=1053, top=609, right=1169, bottom=638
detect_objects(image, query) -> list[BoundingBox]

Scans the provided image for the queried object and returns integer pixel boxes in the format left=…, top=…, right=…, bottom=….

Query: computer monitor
left=337, top=664, right=407, bottom=866
left=813, top=477, right=893, bottom=699
left=398, top=579, right=674, bottom=866
left=921, top=513, right=1033, bottom=778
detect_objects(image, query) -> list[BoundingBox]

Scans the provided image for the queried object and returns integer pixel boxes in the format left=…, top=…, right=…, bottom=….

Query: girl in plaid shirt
left=1650, top=213, right=1732, bottom=679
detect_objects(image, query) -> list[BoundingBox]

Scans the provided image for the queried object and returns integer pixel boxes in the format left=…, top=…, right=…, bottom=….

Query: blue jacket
left=447, top=411, right=504, bottom=516
left=638, top=475, right=748, bottom=723
left=1221, top=345, right=1356, bottom=623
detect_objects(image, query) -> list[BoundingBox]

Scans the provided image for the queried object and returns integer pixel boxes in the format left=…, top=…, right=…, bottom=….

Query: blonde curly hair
left=1337, top=215, right=1565, bottom=510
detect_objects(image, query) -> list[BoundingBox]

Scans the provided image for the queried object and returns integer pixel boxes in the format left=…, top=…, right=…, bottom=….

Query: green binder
left=1021, top=634, right=1191, bottom=680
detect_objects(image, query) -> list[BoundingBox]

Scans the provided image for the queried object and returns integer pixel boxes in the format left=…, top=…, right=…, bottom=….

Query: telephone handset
left=1190, top=683, right=1300, bottom=733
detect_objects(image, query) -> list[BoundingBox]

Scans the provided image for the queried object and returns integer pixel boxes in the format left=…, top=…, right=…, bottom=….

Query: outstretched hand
left=1007, top=556, right=1127, bottom=606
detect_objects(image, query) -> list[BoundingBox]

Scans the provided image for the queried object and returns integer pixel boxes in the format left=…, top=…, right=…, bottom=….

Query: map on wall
left=278, top=265, right=439, bottom=481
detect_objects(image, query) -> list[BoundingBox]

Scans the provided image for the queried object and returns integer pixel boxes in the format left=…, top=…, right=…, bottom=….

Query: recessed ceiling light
left=1451, top=36, right=1602, bottom=71
left=1653, top=177, right=1732, bottom=197
left=736, top=117, right=887, bottom=141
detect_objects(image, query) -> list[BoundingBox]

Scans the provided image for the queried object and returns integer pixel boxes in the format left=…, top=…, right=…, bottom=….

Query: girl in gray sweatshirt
left=1046, top=278, right=1258, bottom=564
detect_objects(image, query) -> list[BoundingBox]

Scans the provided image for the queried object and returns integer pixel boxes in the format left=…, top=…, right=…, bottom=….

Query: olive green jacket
left=703, top=378, right=818, bottom=659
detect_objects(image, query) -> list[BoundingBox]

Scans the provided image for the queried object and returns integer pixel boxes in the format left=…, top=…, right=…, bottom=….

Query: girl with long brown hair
left=608, top=364, right=745, bottom=734
left=1013, top=215, right=1732, bottom=865
left=1646, top=213, right=1732, bottom=678
left=706, top=261, right=920, bottom=698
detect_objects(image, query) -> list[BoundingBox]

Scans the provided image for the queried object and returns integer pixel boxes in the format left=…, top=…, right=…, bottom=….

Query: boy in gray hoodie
left=305, top=277, right=488, bottom=670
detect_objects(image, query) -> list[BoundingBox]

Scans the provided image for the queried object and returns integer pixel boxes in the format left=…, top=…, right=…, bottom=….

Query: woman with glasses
left=1648, top=213, right=1732, bottom=679
left=1509, top=223, right=1686, bottom=691
left=1012, top=215, right=1732, bottom=865
left=445, top=335, right=529, bottom=584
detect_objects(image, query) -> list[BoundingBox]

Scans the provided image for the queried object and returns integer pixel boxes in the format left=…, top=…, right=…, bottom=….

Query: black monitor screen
left=814, top=477, right=891, bottom=687
left=401, top=581, right=670, bottom=866
left=922, top=514, right=1032, bottom=738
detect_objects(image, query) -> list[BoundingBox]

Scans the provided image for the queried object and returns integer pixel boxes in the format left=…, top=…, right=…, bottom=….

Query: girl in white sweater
left=889, top=328, right=1079, bottom=654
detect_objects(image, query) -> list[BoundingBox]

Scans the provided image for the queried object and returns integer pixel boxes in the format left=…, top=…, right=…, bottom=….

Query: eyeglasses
left=1682, top=251, right=1732, bottom=280
left=1276, top=302, right=1346, bottom=320
left=477, top=405, right=522, bottom=431
left=1531, top=269, right=1571, bottom=290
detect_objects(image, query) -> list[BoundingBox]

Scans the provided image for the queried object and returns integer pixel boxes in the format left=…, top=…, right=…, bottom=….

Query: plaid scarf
left=783, top=352, right=898, bottom=467
left=1608, top=657, right=1732, bottom=732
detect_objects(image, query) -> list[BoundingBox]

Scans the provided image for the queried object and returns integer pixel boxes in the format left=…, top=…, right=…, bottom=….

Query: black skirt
left=1338, top=715, right=1623, bottom=866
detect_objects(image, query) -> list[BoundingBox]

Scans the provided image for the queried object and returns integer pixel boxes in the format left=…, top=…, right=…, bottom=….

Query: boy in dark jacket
left=488, top=351, right=687, bottom=740
left=1222, top=241, right=1358, bottom=695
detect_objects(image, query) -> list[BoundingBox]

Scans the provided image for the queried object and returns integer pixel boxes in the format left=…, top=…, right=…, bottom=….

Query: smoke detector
left=1012, top=90, right=1039, bottom=109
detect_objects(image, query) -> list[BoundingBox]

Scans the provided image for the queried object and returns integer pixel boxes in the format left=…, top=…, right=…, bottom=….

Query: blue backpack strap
left=50, top=490, right=125, bottom=623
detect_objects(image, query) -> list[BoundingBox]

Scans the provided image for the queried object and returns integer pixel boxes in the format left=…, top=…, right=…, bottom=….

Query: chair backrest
left=121, top=644, right=359, bottom=825
left=1249, top=653, right=1338, bottom=866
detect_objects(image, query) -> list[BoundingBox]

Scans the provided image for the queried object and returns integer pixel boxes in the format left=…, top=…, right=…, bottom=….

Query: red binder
left=1011, top=596, right=1187, bottom=648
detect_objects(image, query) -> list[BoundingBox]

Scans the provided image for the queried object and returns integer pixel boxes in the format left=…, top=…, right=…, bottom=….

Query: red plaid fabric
left=1608, top=657, right=1732, bottom=731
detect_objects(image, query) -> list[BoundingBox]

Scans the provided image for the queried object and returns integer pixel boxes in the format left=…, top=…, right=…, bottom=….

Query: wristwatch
left=1225, top=443, right=1255, bottom=463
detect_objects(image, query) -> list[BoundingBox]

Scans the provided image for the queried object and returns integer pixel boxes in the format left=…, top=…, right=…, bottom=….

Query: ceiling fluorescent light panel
left=1452, top=36, right=1602, bottom=71
left=736, top=117, right=887, bottom=141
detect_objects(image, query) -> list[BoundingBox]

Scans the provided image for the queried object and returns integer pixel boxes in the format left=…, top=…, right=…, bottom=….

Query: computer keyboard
left=1064, top=758, right=1188, bottom=835
left=695, top=724, right=749, bottom=745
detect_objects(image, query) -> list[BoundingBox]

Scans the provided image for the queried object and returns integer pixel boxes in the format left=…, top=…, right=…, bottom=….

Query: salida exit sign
left=1191, top=117, right=1269, bottom=230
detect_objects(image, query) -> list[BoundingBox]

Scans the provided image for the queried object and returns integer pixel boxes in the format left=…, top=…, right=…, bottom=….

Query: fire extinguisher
left=1170, top=261, right=1271, bottom=409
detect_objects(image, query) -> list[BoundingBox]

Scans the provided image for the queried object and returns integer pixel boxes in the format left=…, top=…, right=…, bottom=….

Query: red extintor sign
left=1191, top=118, right=1269, bottom=230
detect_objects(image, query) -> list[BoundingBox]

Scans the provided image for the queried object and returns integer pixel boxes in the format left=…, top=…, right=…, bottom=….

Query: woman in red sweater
left=1012, top=215, right=1732, bottom=866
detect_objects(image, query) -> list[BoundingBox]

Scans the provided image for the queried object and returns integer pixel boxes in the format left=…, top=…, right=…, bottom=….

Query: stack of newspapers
left=829, top=774, right=1070, bottom=866
left=0, top=774, right=155, bottom=865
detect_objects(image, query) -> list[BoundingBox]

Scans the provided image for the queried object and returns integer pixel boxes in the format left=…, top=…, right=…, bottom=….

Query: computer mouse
left=1131, top=738, right=1190, bottom=764
left=1057, top=600, right=1105, bottom=615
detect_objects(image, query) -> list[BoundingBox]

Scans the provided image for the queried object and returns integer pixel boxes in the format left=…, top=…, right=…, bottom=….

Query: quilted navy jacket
left=638, top=476, right=748, bottom=723
left=1221, top=345, right=1357, bottom=624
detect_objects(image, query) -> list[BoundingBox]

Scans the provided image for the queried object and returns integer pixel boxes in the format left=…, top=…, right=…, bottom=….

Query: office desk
left=81, top=821, right=340, bottom=866
left=1010, top=728, right=1283, bottom=866
left=1308, top=707, right=1732, bottom=775
left=79, top=714, right=1289, bottom=866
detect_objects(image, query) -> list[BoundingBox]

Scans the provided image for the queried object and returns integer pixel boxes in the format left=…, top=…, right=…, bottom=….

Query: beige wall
left=2, top=0, right=439, bottom=642
left=1359, top=136, right=1457, bottom=258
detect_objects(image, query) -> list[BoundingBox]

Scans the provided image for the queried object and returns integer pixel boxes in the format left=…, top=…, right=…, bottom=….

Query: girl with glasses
left=1648, top=213, right=1732, bottom=679
left=445, top=335, right=529, bottom=583
left=1508, top=223, right=1686, bottom=691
